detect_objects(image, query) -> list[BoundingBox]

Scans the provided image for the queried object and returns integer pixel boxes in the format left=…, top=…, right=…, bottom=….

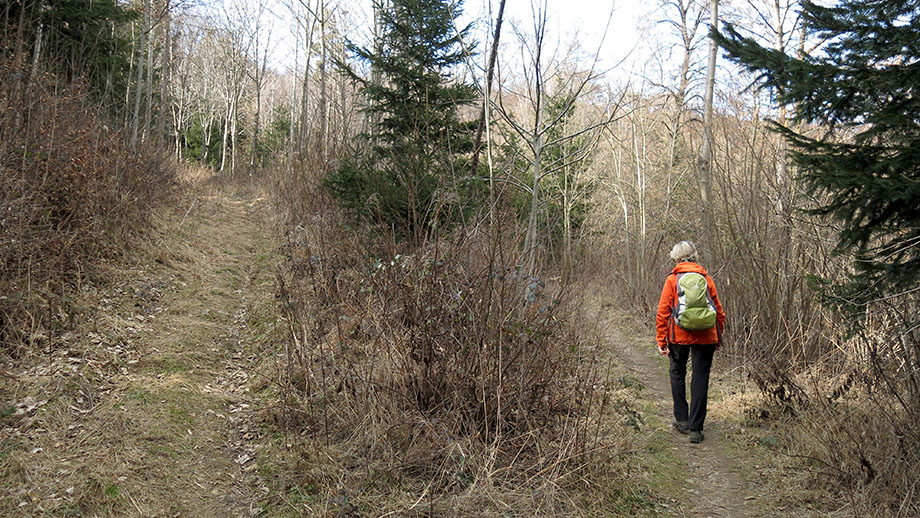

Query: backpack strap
left=705, top=273, right=723, bottom=347
left=669, top=272, right=683, bottom=343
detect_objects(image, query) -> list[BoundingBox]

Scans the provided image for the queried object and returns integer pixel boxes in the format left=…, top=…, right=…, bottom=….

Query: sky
left=463, top=0, right=651, bottom=70
left=265, top=0, right=662, bottom=83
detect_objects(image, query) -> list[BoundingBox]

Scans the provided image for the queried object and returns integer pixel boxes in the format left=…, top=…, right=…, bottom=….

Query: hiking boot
left=671, top=419, right=689, bottom=434
left=689, top=430, right=704, bottom=444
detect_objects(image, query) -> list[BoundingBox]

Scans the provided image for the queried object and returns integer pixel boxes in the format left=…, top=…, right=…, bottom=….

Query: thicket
left=273, top=160, right=632, bottom=512
left=716, top=1, right=920, bottom=513
left=267, top=1, right=642, bottom=513
left=580, top=1, right=920, bottom=511
left=260, top=0, right=919, bottom=512
left=0, top=4, right=174, bottom=355
left=588, top=85, right=919, bottom=514
left=1, top=0, right=136, bottom=110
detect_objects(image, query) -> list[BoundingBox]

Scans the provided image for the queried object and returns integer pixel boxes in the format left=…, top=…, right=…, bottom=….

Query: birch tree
left=697, top=0, right=718, bottom=233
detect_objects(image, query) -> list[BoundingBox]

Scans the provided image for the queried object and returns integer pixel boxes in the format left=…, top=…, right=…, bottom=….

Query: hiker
left=655, top=240, right=725, bottom=444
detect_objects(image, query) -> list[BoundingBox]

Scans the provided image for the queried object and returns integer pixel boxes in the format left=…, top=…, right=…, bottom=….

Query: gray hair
left=669, top=240, right=700, bottom=263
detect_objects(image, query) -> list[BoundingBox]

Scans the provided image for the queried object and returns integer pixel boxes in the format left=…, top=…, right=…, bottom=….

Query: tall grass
left=268, top=158, right=632, bottom=514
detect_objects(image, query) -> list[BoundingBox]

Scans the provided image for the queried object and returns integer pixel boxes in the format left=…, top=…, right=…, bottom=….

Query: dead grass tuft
left=717, top=299, right=920, bottom=516
left=265, top=160, right=641, bottom=514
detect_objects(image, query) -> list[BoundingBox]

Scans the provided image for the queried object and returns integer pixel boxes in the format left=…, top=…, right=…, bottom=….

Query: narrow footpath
left=593, top=303, right=761, bottom=518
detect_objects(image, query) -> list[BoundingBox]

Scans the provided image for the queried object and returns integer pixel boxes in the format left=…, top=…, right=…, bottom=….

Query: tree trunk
left=298, top=0, right=318, bottom=156
left=524, top=124, right=542, bottom=278
left=470, top=0, right=505, bottom=176
left=203, top=113, right=213, bottom=164
left=289, top=43, right=298, bottom=159
left=28, top=0, right=44, bottom=84
left=698, top=0, right=718, bottom=236
left=773, top=0, right=789, bottom=215
left=319, top=2, right=329, bottom=168
left=220, top=98, right=230, bottom=172
left=523, top=16, right=544, bottom=278
left=250, top=84, right=261, bottom=174
left=157, top=1, right=171, bottom=150
left=143, top=1, right=156, bottom=142
left=633, top=119, right=647, bottom=284
left=130, top=0, right=150, bottom=149
left=231, top=92, right=238, bottom=175
left=562, top=161, right=572, bottom=268
left=666, top=0, right=696, bottom=221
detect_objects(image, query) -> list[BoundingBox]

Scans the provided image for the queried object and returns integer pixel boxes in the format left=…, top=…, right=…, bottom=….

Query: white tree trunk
left=698, top=0, right=718, bottom=229
left=130, top=0, right=151, bottom=149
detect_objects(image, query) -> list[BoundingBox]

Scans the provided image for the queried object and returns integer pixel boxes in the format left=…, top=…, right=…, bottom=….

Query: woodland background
left=1, top=0, right=918, bottom=515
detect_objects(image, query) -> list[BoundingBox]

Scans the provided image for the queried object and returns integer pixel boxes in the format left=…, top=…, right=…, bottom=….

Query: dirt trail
left=1, top=183, right=275, bottom=517
left=595, top=305, right=759, bottom=517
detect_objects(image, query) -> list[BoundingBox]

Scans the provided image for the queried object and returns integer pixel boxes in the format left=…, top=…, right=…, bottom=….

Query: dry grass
left=263, top=161, right=658, bottom=515
left=0, top=60, right=175, bottom=358
left=708, top=324, right=920, bottom=517
left=0, top=172, right=278, bottom=516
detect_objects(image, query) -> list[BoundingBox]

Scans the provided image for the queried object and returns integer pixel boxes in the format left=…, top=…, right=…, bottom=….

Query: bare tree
left=130, top=0, right=151, bottom=149
left=215, top=0, right=258, bottom=174
left=243, top=0, right=274, bottom=174
left=470, top=0, right=506, bottom=177
left=653, top=0, right=707, bottom=219
left=493, top=1, right=622, bottom=274
left=697, top=0, right=718, bottom=234
left=284, top=0, right=320, bottom=156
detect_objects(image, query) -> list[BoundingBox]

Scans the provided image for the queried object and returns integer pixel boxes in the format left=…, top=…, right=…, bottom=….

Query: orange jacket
left=656, top=262, right=726, bottom=347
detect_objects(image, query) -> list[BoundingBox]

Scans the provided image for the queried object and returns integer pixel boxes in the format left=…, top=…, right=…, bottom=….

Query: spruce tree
left=326, top=0, right=477, bottom=241
left=716, top=0, right=920, bottom=304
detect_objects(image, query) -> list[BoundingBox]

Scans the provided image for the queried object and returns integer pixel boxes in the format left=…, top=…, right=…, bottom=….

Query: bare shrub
left=738, top=293, right=920, bottom=514
left=0, top=62, right=174, bottom=354
left=588, top=90, right=845, bottom=368
left=269, top=159, right=625, bottom=513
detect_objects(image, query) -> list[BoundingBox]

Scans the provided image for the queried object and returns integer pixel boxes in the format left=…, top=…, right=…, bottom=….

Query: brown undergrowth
left=721, top=298, right=920, bottom=517
left=265, top=162, right=652, bottom=515
left=0, top=174, right=276, bottom=516
left=0, top=61, right=175, bottom=357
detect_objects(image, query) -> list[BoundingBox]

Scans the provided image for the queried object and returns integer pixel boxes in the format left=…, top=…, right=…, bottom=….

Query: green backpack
left=673, top=272, right=717, bottom=331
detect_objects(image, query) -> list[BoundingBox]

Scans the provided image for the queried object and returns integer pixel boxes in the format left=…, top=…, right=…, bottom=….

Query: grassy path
left=1, top=182, right=276, bottom=516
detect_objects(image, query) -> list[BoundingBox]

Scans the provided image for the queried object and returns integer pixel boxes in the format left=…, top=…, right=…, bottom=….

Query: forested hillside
left=1, top=0, right=917, bottom=516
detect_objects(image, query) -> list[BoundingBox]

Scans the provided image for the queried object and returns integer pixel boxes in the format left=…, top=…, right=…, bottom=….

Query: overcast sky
left=463, top=0, right=651, bottom=69
left=266, top=0, right=662, bottom=83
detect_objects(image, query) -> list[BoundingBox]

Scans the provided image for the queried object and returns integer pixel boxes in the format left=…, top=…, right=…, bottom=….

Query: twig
left=121, top=488, right=145, bottom=515
left=178, top=198, right=197, bottom=228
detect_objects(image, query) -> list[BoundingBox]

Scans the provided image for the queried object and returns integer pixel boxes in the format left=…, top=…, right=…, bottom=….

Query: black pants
left=669, top=343, right=716, bottom=432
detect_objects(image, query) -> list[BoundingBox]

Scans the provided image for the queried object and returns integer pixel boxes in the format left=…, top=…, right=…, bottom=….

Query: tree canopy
left=325, top=0, right=477, bottom=241
left=716, top=0, right=920, bottom=305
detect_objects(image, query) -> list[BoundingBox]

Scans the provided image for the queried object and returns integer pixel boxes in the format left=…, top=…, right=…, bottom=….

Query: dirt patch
left=0, top=181, right=276, bottom=517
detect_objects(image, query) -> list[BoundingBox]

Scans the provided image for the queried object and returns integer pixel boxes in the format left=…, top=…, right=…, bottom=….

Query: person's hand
left=658, top=344, right=669, bottom=356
